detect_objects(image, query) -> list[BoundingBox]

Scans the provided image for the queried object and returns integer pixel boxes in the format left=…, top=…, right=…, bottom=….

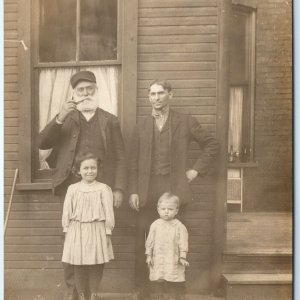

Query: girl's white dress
left=145, top=218, right=188, bottom=282
left=62, top=181, right=115, bottom=265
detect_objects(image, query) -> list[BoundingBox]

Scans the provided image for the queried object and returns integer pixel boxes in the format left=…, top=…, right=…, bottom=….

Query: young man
left=128, top=79, right=219, bottom=300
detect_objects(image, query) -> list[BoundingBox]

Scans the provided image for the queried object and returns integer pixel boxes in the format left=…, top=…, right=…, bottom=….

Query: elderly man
left=39, top=70, right=127, bottom=300
left=128, top=79, right=219, bottom=300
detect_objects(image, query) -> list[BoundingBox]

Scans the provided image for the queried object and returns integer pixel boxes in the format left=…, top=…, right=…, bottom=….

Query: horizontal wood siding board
left=138, top=44, right=216, bottom=54
left=138, top=71, right=216, bottom=80
left=5, top=244, right=135, bottom=253
left=139, top=25, right=217, bottom=35
left=139, top=16, right=218, bottom=26
left=139, top=53, right=217, bottom=62
left=5, top=252, right=212, bottom=262
left=139, top=0, right=217, bottom=8
left=139, top=7, right=217, bottom=17
left=138, top=106, right=215, bottom=115
left=5, top=261, right=134, bottom=269
left=138, top=62, right=216, bottom=71
left=138, top=96, right=216, bottom=104
left=138, top=79, right=216, bottom=88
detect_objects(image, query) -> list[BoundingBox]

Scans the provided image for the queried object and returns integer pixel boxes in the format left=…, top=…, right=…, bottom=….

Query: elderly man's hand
left=113, top=190, right=123, bottom=208
left=186, top=169, right=198, bottom=183
left=129, top=194, right=139, bottom=211
left=57, top=99, right=77, bottom=122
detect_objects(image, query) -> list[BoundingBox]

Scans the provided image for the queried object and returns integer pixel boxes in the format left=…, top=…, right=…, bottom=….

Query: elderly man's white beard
left=73, top=92, right=99, bottom=121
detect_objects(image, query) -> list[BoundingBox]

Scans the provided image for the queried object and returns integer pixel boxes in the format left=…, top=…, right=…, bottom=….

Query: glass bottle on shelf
left=228, top=145, right=234, bottom=162
left=242, top=145, right=248, bottom=162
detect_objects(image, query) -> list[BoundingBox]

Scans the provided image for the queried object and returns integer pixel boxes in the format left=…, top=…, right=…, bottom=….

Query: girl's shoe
left=78, top=292, right=87, bottom=300
left=90, top=293, right=101, bottom=300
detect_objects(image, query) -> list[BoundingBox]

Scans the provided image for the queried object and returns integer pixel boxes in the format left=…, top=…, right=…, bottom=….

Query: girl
left=62, top=152, right=115, bottom=300
left=145, top=192, right=189, bottom=300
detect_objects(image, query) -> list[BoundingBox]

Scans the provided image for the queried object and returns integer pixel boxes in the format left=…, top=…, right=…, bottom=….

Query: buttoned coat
left=128, top=109, right=219, bottom=207
left=39, top=108, right=127, bottom=194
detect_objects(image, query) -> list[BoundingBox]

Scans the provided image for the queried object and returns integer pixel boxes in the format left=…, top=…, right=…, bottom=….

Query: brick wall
left=243, top=0, right=292, bottom=211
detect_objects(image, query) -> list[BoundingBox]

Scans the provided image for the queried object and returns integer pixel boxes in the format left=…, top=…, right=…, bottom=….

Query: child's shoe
left=90, top=293, right=101, bottom=300
left=78, top=292, right=87, bottom=300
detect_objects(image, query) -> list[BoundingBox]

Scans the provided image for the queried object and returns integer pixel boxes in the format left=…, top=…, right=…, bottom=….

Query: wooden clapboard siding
left=4, top=190, right=136, bottom=271
left=4, top=0, right=19, bottom=208
left=137, top=0, right=218, bottom=292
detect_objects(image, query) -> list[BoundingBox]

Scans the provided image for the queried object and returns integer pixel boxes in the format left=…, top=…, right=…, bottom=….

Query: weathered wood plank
left=7, top=219, right=135, bottom=228
left=5, top=244, right=135, bottom=253
left=138, top=79, right=216, bottom=89
left=139, top=7, right=217, bottom=17
left=5, top=260, right=134, bottom=269
left=6, top=227, right=135, bottom=237
left=138, top=52, right=217, bottom=62
left=4, top=3, right=18, bottom=12
left=139, top=0, right=217, bottom=8
left=139, top=26, right=217, bottom=36
left=137, top=97, right=216, bottom=106
left=4, top=56, right=18, bottom=66
left=138, top=106, right=216, bottom=116
left=138, top=71, right=216, bottom=80
left=5, top=236, right=135, bottom=245
left=138, top=88, right=216, bottom=97
left=4, top=92, right=18, bottom=100
left=138, top=43, right=216, bottom=53
left=4, top=44, right=18, bottom=55
left=4, top=13, right=17, bottom=22
left=138, top=62, right=216, bottom=71
left=4, top=74, right=18, bottom=82
left=139, top=16, right=217, bottom=26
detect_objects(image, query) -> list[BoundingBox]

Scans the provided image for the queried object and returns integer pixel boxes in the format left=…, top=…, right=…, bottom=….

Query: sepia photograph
left=4, top=0, right=292, bottom=299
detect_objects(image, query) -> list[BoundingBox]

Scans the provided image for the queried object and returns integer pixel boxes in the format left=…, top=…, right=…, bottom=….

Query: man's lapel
left=96, top=108, right=108, bottom=152
left=170, top=109, right=181, bottom=143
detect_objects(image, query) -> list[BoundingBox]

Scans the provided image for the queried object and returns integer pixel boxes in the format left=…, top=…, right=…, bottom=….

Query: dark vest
left=151, top=118, right=171, bottom=175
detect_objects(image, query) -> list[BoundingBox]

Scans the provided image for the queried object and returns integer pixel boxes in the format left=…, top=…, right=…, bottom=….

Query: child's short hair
left=72, top=152, right=101, bottom=174
left=157, top=192, right=180, bottom=208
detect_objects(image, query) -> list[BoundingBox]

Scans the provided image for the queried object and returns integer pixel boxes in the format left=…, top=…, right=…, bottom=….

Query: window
left=18, top=0, right=137, bottom=185
left=228, top=5, right=256, bottom=163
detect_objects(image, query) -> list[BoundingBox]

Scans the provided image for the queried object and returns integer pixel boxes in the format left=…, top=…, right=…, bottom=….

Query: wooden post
left=211, top=0, right=231, bottom=293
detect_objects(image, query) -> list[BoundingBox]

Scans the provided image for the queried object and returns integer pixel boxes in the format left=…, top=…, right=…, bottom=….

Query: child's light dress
left=62, top=181, right=115, bottom=265
left=145, top=218, right=188, bottom=282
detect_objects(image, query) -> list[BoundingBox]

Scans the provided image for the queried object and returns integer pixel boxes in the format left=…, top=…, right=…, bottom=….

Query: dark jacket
left=39, top=108, right=127, bottom=194
left=128, top=109, right=219, bottom=206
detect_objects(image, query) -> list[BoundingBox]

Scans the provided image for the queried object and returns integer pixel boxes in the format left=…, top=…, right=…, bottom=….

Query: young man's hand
left=179, top=258, right=189, bottom=267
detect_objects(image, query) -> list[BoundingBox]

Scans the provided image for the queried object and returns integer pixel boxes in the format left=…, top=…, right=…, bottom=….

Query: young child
left=145, top=192, right=189, bottom=300
left=62, top=152, right=115, bottom=300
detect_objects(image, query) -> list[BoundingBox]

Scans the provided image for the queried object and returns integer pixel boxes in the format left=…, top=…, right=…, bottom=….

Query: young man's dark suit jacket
left=129, top=109, right=219, bottom=206
left=39, top=107, right=127, bottom=195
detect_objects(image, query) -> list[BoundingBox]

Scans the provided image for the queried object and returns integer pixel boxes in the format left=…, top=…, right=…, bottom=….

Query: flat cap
left=70, top=71, right=96, bottom=88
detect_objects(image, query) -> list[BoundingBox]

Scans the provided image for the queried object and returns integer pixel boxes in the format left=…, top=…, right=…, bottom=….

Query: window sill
left=227, top=161, right=258, bottom=168
left=16, top=181, right=52, bottom=191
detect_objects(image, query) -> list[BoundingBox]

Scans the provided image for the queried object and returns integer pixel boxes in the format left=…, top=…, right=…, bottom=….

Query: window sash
left=32, top=0, right=123, bottom=67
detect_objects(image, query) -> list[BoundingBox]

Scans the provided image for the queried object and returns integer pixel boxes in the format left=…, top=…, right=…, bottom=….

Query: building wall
left=240, top=0, right=292, bottom=211
left=137, top=0, right=219, bottom=292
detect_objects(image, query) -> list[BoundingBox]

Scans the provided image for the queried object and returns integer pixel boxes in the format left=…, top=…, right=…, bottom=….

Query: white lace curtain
left=39, top=66, right=118, bottom=170
left=228, top=87, right=243, bottom=154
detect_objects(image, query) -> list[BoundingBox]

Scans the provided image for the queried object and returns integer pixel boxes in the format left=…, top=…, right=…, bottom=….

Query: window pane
left=80, top=0, right=118, bottom=61
left=229, top=11, right=247, bottom=83
left=39, top=0, right=76, bottom=62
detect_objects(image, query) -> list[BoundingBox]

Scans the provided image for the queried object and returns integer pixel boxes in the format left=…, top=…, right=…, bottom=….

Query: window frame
left=17, top=0, right=138, bottom=187
left=229, top=4, right=256, bottom=163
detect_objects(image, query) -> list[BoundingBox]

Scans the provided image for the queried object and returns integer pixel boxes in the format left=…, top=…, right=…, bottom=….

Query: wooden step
left=223, top=251, right=292, bottom=273
left=222, top=273, right=292, bottom=300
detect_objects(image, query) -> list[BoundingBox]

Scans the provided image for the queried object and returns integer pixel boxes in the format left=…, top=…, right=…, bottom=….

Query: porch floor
left=225, top=212, right=292, bottom=255
left=4, top=291, right=224, bottom=300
